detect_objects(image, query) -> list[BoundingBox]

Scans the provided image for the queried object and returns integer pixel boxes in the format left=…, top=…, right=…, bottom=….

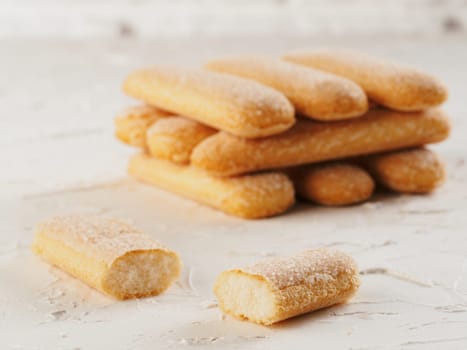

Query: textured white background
left=1, top=1, right=467, bottom=349
left=1, top=0, right=466, bottom=38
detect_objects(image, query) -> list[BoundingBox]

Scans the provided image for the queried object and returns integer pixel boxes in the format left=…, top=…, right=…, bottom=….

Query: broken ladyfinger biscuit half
left=214, top=248, right=360, bottom=325
left=128, top=153, right=295, bottom=219
left=288, top=162, right=375, bottom=206
left=283, top=49, right=448, bottom=111
left=191, top=108, right=451, bottom=177
left=32, top=215, right=182, bottom=299
left=205, top=55, right=368, bottom=121
left=360, top=148, right=445, bottom=193
left=123, top=66, right=295, bottom=138
left=146, top=116, right=216, bottom=164
left=114, top=104, right=172, bottom=147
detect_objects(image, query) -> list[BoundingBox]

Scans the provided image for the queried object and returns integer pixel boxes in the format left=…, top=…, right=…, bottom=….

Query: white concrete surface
left=1, top=0, right=466, bottom=38
left=1, top=34, right=467, bottom=349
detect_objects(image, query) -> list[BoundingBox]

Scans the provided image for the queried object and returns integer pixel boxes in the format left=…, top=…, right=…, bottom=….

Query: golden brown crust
left=283, top=49, right=448, bottom=111
left=128, top=153, right=295, bottom=219
left=214, top=248, right=360, bottom=325
left=122, top=66, right=295, bottom=138
left=205, top=56, right=368, bottom=121
left=191, top=108, right=450, bottom=177
left=361, top=148, right=445, bottom=193
left=32, top=215, right=181, bottom=299
left=146, top=116, right=216, bottom=164
left=288, top=162, right=374, bottom=205
left=114, top=105, right=172, bottom=147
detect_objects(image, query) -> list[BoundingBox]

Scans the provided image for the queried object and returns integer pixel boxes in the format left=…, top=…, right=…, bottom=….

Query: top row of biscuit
left=123, top=49, right=448, bottom=138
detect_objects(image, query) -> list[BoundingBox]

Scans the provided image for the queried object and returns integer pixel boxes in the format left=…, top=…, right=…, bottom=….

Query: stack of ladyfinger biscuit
left=115, top=49, right=450, bottom=219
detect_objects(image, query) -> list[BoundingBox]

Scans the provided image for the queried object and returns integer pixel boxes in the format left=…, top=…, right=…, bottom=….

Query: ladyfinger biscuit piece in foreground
left=115, top=105, right=172, bottom=147
left=32, top=215, right=181, bottom=299
left=214, top=248, right=360, bottom=325
left=147, top=116, right=216, bottom=164
left=191, top=108, right=450, bottom=177
left=206, top=56, right=368, bottom=121
left=362, top=148, right=445, bottom=193
left=284, top=49, right=448, bottom=111
left=288, top=163, right=375, bottom=206
left=123, top=66, right=295, bottom=138
left=128, top=154, right=294, bottom=219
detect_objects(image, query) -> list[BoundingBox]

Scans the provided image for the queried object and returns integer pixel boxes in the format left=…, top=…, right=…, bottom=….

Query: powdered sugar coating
left=284, top=49, right=448, bottom=111
left=363, top=147, right=446, bottom=193
left=241, top=248, right=358, bottom=290
left=128, top=154, right=294, bottom=219
left=289, top=162, right=374, bottom=205
left=35, top=215, right=170, bottom=265
left=123, top=66, right=295, bottom=138
left=191, top=108, right=451, bottom=176
left=216, top=248, right=360, bottom=324
left=206, top=55, right=368, bottom=120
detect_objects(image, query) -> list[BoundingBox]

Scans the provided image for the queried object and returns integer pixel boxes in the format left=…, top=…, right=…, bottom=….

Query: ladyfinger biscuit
left=214, top=248, right=360, bottom=325
left=123, top=66, right=295, bottom=138
left=288, top=163, right=375, bottom=206
left=115, top=105, right=171, bottom=147
left=206, top=56, right=368, bottom=121
left=128, top=154, right=294, bottom=219
left=361, top=148, right=445, bottom=193
left=147, top=116, right=216, bottom=164
left=32, top=215, right=181, bottom=299
left=284, top=49, right=448, bottom=111
left=191, top=108, right=450, bottom=177
left=139, top=117, right=376, bottom=203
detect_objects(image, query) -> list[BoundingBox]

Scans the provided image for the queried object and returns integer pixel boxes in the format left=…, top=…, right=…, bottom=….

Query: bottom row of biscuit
left=129, top=147, right=445, bottom=219
left=33, top=215, right=360, bottom=325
